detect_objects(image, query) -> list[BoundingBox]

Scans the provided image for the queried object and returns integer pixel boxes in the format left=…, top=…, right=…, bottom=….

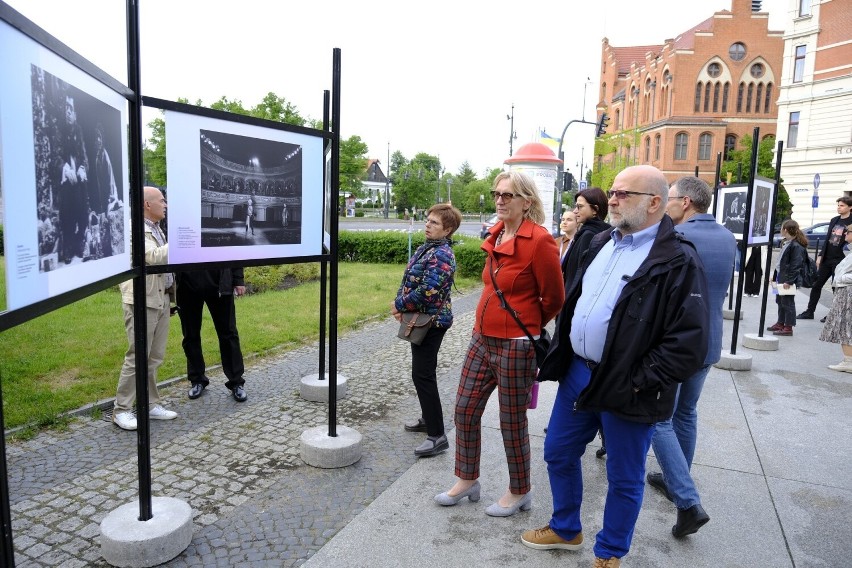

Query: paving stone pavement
left=6, top=289, right=483, bottom=567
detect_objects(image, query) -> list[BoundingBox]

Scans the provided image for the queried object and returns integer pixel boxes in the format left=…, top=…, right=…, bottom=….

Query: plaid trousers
left=453, top=332, right=536, bottom=494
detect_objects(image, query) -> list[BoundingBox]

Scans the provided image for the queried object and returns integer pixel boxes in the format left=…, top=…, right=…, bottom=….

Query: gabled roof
left=612, top=45, right=662, bottom=74
left=364, top=159, right=388, bottom=183
left=672, top=15, right=717, bottom=50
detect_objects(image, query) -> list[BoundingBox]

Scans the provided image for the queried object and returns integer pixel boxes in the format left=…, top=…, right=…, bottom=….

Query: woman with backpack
left=767, top=219, right=809, bottom=336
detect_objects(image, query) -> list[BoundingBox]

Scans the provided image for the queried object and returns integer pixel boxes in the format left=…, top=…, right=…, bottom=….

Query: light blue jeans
left=651, top=365, right=711, bottom=510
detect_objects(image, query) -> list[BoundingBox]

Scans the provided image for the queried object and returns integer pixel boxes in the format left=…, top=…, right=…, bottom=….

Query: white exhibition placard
left=0, top=18, right=131, bottom=311
left=165, top=110, right=324, bottom=264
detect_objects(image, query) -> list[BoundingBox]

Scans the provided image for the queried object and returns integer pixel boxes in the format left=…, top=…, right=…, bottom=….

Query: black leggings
left=410, top=326, right=448, bottom=437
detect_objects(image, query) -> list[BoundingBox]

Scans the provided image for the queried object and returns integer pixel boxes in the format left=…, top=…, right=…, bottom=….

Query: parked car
left=480, top=213, right=498, bottom=238
left=772, top=222, right=830, bottom=249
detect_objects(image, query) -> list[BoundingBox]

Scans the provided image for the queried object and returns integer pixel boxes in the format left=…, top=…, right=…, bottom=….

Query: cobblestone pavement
left=7, top=289, right=483, bottom=567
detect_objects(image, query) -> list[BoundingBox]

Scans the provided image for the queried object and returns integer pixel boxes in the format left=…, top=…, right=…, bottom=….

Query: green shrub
left=244, top=263, right=320, bottom=294
left=338, top=230, right=486, bottom=279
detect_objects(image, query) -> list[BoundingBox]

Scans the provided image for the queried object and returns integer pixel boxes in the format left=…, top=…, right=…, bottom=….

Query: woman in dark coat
left=563, top=187, right=611, bottom=287
left=768, top=219, right=808, bottom=336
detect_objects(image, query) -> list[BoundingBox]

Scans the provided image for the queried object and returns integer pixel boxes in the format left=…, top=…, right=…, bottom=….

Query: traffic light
left=596, top=112, right=610, bottom=137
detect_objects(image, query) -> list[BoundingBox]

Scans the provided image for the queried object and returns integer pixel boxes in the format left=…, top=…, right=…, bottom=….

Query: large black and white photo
left=164, top=109, right=324, bottom=265
left=747, top=177, right=775, bottom=245
left=716, top=186, right=748, bottom=240
left=198, top=129, right=302, bottom=247
left=0, top=18, right=130, bottom=311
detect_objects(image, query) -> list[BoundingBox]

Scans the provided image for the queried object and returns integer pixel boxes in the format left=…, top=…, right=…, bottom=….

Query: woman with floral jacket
left=392, top=203, right=462, bottom=457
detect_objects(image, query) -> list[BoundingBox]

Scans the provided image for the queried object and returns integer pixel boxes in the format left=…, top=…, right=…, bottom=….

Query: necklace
left=496, top=229, right=505, bottom=246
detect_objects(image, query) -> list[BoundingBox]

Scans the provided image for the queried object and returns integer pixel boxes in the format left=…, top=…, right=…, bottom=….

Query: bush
left=338, top=230, right=486, bottom=278
left=244, top=263, right=320, bottom=294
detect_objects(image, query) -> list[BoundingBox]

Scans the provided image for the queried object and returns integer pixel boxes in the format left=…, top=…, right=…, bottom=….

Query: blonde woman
left=435, top=171, right=564, bottom=516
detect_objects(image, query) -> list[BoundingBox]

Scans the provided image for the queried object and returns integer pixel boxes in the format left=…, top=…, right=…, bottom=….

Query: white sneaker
left=149, top=405, right=177, bottom=420
left=113, top=411, right=137, bottom=430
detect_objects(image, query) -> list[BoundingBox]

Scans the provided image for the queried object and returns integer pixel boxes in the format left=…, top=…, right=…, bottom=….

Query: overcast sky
left=7, top=0, right=787, bottom=179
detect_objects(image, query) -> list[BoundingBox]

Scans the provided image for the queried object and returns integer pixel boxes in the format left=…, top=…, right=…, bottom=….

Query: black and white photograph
left=164, top=109, right=324, bottom=265
left=31, top=65, right=125, bottom=271
left=716, top=186, right=748, bottom=240
left=747, top=177, right=775, bottom=245
left=1, top=18, right=130, bottom=311
left=198, top=129, right=302, bottom=248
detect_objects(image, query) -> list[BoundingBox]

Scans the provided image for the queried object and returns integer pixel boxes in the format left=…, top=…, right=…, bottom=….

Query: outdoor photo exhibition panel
left=715, top=179, right=775, bottom=246
left=165, top=109, right=324, bottom=264
left=0, top=17, right=131, bottom=311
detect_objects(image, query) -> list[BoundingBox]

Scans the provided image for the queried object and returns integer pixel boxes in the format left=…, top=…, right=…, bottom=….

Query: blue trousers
left=651, top=365, right=711, bottom=510
left=544, top=357, right=654, bottom=559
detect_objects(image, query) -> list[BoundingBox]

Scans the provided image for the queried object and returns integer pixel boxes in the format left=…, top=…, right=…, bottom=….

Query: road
left=339, top=216, right=486, bottom=238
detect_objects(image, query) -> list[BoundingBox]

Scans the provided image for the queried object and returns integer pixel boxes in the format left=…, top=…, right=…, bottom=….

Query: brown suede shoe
left=521, top=525, right=583, bottom=550
left=593, top=557, right=621, bottom=568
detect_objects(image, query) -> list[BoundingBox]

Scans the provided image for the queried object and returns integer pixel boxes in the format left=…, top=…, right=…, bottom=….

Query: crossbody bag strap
left=487, top=255, right=536, bottom=343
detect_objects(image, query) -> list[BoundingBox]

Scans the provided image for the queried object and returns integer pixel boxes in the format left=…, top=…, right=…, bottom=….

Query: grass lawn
left=0, top=262, right=480, bottom=431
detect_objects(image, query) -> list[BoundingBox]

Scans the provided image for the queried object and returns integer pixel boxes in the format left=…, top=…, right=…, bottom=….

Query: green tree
left=340, top=135, right=369, bottom=196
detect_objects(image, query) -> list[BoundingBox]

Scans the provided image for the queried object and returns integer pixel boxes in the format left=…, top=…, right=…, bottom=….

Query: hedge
left=337, top=230, right=486, bottom=279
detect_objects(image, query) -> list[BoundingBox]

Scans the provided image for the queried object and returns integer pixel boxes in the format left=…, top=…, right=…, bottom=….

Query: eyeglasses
left=667, top=195, right=686, bottom=200
left=607, top=190, right=655, bottom=200
left=490, top=191, right=516, bottom=202
left=425, top=218, right=443, bottom=227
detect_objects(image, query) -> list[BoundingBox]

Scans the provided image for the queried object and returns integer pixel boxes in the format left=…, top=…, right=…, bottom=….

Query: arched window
left=704, top=83, right=711, bottom=112
left=698, top=133, right=712, bottom=161
left=746, top=83, right=754, bottom=112
left=755, top=84, right=764, bottom=113
left=722, top=83, right=730, bottom=112
left=713, top=83, right=720, bottom=112
left=675, top=133, right=688, bottom=160
left=644, top=136, right=651, bottom=162
left=737, top=83, right=745, bottom=112
left=724, top=134, right=737, bottom=160
left=654, top=134, right=661, bottom=160
left=764, top=83, right=773, bottom=113
left=694, top=83, right=703, bottom=112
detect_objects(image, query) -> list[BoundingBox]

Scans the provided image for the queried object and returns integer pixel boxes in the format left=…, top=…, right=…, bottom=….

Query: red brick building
left=596, top=0, right=784, bottom=186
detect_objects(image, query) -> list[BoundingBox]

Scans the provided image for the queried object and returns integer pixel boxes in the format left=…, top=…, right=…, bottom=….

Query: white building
left=359, top=159, right=392, bottom=206
left=774, top=0, right=852, bottom=226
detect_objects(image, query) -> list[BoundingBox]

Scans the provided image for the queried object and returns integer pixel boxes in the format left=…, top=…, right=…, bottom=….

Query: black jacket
left=563, top=217, right=611, bottom=288
left=538, top=215, right=710, bottom=423
left=177, top=268, right=245, bottom=297
left=775, top=240, right=807, bottom=286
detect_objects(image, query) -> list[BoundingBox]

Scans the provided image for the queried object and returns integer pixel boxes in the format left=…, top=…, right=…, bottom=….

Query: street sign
left=579, top=180, right=588, bottom=190
left=812, top=195, right=819, bottom=208
left=814, top=173, right=820, bottom=191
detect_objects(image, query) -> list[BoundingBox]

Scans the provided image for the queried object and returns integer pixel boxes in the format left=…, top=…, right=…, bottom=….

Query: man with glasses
left=646, top=176, right=736, bottom=538
left=521, top=166, right=709, bottom=568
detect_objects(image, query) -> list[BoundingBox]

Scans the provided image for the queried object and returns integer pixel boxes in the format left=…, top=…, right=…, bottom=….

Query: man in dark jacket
left=177, top=268, right=248, bottom=402
left=798, top=196, right=852, bottom=319
left=521, top=165, right=709, bottom=568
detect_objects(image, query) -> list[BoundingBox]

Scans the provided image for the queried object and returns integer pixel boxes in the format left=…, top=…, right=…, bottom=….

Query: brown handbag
left=397, top=312, right=435, bottom=345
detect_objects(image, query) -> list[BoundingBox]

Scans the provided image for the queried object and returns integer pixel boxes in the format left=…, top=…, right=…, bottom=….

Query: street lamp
left=581, top=77, right=592, bottom=121
left=632, top=86, right=640, bottom=165
left=446, top=178, right=453, bottom=204
left=384, top=141, right=390, bottom=219
left=507, top=104, right=517, bottom=156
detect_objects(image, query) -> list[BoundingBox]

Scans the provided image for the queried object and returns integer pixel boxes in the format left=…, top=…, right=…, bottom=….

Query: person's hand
left=782, top=283, right=791, bottom=289
left=61, top=162, right=76, bottom=184
left=390, top=302, right=401, bottom=321
left=816, top=256, right=822, bottom=269
left=234, top=286, right=246, bottom=297
left=76, top=165, right=87, bottom=182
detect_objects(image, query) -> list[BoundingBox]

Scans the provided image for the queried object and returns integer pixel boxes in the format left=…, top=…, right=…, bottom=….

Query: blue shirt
left=570, top=222, right=660, bottom=362
left=675, top=213, right=736, bottom=365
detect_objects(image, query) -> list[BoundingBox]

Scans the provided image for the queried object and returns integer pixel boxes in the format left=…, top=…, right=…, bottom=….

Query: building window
left=750, top=63, right=765, bottom=78
left=764, top=83, right=773, bottom=113
left=663, top=69, right=671, bottom=84
left=694, top=83, right=702, bottom=112
left=793, top=45, right=806, bottom=83
left=655, top=134, right=661, bottom=160
left=729, top=42, right=746, bottom=61
left=704, top=83, right=711, bottom=112
left=746, top=83, right=754, bottom=112
left=722, top=83, right=730, bottom=112
left=724, top=134, right=737, bottom=160
left=615, top=109, right=621, bottom=130
left=787, top=112, right=800, bottom=148
left=755, top=84, right=764, bottom=113
left=799, top=0, right=811, bottom=16
left=675, top=133, right=688, bottom=160
left=737, top=83, right=744, bottom=112
left=708, top=63, right=722, bottom=78
left=644, top=137, right=650, bottom=162
left=698, top=133, right=712, bottom=160
left=713, top=83, right=721, bottom=112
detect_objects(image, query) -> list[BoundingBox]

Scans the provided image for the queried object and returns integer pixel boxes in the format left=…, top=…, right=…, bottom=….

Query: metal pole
left=384, top=141, right=390, bottom=219
left=508, top=104, right=515, bottom=157
left=328, top=48, right=342, bottom=437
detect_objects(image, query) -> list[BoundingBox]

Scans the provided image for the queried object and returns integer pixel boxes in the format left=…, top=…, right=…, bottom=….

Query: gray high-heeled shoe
left=484, top=491, right=532, bottom=517
left=434, top=480, right=481, bottom=506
